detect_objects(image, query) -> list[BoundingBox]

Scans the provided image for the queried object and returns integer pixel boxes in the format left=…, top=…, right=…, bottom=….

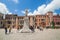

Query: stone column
left=16, top=17, right=18, bottom=29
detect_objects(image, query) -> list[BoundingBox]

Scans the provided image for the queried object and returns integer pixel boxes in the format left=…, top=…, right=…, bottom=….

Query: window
left=2, top=16, right=3, bottom=19
left=35, top=23, right=37, bottom=25
left=33, top=17, right=34, bottom=20
left=39, top=19, right=40, bottom=21
left=35, top=19, right=37, bottom=22
left=20, top=21, right=24, bottom=25
left=56, top=22, right=60, bottom=25
left=7, top=21, right=11, bottom=24
left=13, top=17, right=16, bottom=20
left=6, top=17, right=12, bottom=20
left=41, top=19, right=45, bottom=22
left=36, top=16, right=37, bottom=17
left=0, top=16, right=3, bottom=19
left=1, top=21, right=2, bottom=24
left=29, top=17, right=30, bottom=20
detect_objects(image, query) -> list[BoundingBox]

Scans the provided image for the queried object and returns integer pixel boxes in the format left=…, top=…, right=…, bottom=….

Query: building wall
left=0, top=13, right=4, bottom=28
left=46, top=11, right=53, bottom=27
left=35, top=15, right=49, bottom=28
left=53, top=15, right=60, bottom=27
left=5, top=14, right=17, bottom=28
left=1, top=11, right=60, bottom=29
left=45, top=15, right=50, bottom=27
left=18, top=16, right=24, bottom=29
left=16, top=17, right=18, bottom=28
left=29, top=16, right=34, bottom=26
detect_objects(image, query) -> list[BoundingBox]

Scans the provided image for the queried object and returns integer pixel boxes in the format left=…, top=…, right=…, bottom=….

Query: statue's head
left=25, top=9, right=28, bottom=16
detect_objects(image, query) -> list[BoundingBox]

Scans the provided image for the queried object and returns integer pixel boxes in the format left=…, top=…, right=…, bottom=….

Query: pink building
left=53, top=14, right=60, bottom=27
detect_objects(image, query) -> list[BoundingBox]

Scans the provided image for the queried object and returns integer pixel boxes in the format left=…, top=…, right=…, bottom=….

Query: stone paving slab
left=0, top=29, right=60, bottom=40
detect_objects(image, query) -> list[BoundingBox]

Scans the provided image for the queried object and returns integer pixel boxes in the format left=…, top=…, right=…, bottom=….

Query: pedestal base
left=19, top=29, right=32, bottom=33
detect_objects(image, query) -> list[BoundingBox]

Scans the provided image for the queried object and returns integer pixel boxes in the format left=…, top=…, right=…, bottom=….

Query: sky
left=0, top=0, right=60, bottom=16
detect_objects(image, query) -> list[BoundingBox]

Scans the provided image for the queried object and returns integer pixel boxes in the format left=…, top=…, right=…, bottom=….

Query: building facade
left=0, top=13, right=4, bottom=28
left=0, top=11, right=60, bottom=29
left=35, top=15, right=50, bottom=28
left=53, top=14, right=60, bottom=27
left=5, top=14, right=17, bottom=28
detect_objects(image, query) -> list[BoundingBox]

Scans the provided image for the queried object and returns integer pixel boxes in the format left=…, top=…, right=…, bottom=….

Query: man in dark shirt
left=5, top=27, right=7, bottom=34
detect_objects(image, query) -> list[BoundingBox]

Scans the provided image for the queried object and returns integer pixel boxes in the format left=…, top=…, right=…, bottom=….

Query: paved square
left=0, top=29, right=60, bottom=40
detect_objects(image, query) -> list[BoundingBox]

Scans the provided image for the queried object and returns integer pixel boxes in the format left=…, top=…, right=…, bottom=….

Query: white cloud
left=8, top=12, right=12, bottom=14
left=44, top=0, right=60, bottom=13
left=14, top=9, right=18, bottom=13
left=53, top=12, right=57, bottom=15
left=28, top=4, right=46, bottom=16
left=12, top=0, right=19, bottom=4
left=28, top=0, right=60, bottom=15
left=28, top=12, right=33, bottom=16
left=21, top=9, right=31, bottom=14
left=15, top=9, right=18, bottom=12
left=21, top=11, right=25, bottom=14
left=32, top=4, right=46, bottom=15
left=37, top=4, right=46, bottom=14
left=7, top=0, right=19, bottom=4
left=0, top=3, right=9, bottom=14
left=0, top=3, right=12, bottom=14
left=33, top=10, right=40, bottom=15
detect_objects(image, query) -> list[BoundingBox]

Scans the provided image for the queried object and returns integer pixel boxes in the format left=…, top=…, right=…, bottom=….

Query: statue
left=20, top=9, right=32, bottom=33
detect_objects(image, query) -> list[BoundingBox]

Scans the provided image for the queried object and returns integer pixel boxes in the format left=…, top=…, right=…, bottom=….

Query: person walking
left=5, top=27, right=7, bottom=34
left=9, top=27, right=11, bottom=33
left=29, top=26, right=34, bottom=32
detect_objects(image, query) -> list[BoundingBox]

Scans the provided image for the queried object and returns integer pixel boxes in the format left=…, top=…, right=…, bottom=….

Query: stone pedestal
left=20, top=9, right=33, bottom=33
left=20, top=17, right=32, bottom=33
